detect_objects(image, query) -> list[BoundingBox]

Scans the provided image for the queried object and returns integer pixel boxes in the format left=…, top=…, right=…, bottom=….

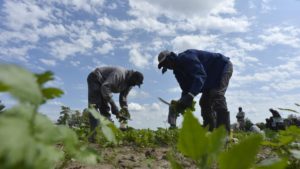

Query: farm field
left=1, top=63, right=300, bottom=169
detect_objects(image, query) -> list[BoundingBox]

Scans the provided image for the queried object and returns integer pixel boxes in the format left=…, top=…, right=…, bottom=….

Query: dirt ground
left=66, top=144, right=197, bottom=169
left=65, top=144, right=275, bottom=169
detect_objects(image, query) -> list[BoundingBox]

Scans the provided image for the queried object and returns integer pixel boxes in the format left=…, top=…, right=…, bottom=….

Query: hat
left=157, top=50, right=171, bottom=69
left=132, top=71, right=144, bottom=88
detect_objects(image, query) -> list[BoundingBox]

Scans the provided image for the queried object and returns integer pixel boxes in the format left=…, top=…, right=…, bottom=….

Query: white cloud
left=127, top=102, right=169, bottom=129
left=98, top=17, right=176, bottom=36
left=270, top=79, right=300, bottom=92
left=128, top=102, right=145, bottom=111
left=70, top=60, right=80, bottom=67
left=98, top=0, right=249, bottom=36
left=227, top=90, right=300, bottom=123
left=128, top=0, right=236, bottom=19
left=37, top=24, right=67, bottom=38
left=39, top=58, right=56, bottom=66
left=107, top=3, right=117, bottom=10
left=233, top=55, right=300, bottom=91
left=128, top=89, right=150, bottom=99
left=50, top=34, right=93, bottom=60
left=177, top=15, right=250, bottom=33
left=168, top=87, right=181, bottom=93
left=259, top=26, right=300, bottom=48
left=261, top=0, right=276, bottom=13
left=171, top=35, right=218, bottom=52
left=234, top=38, right=265, bottom=51
left=0, top=29, right=40, bottom=45
left=92, top=31, right=113, bottom=41
left=55, top=0, right=105, bottom=13
left=96, top=42, right=114, bottom=54
left=3, top=1, right=51, bottom=31
left=129, top=48, right=151, bottom=68
left=0, top=45, right=32, bottom=62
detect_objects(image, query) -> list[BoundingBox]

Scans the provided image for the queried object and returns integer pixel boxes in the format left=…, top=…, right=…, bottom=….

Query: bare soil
left=65, top=144, right=197, bottom=169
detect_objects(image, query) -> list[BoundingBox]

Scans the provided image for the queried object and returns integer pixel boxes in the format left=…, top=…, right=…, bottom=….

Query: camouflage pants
left=200, top=61, right=233, bottom=132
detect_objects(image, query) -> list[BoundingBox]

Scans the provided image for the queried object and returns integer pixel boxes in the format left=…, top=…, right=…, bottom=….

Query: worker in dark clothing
left=157, top=49, right=233, bottom=132
left=267, top=108, right=285, bottom=130
left=236, top=107, right=245, bottom=131
left=87, top=66, right=144, bottom=135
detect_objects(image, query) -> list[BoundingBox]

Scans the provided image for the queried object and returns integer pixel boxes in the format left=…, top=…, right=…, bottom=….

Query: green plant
left=169, top=108, right=287, bottom=169
left=263, top=126, right=300, bottom=168
left=0, top=64, right=99, bottom=169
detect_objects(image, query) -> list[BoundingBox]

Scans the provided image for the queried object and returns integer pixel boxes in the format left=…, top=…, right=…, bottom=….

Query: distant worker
left=269, top=108, right=285, bottom=130
left=236, top=107, right=245, bottom=131
left=87, top=66, right=144, bottom=137
left=157, top=49, right=233, bottom=132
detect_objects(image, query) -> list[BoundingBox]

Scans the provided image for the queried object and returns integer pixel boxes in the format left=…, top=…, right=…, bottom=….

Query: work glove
left=110, top=101, right=119, bottom=116
left=117, top=107, right=131, bottom=121
left=170, top=100, right=181, bottom=116
left=177, top=93, right=194, bottom=110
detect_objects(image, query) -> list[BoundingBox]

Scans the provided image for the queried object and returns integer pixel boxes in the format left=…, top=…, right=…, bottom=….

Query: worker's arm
left=101, top=72, right=120, bottom=115
left=119, top=86, right=132, bottom=109
left=177, top=55, right=207, bottom=108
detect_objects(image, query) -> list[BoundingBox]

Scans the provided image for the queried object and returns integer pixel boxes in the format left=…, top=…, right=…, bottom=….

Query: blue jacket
left=171, top=49, right=230, bottom=96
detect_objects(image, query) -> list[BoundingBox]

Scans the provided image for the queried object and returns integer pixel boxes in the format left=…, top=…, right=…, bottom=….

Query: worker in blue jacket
left=158, top=49, right=233, bottom=132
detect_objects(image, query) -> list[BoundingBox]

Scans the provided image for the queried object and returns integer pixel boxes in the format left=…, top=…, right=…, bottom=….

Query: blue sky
left=1, top=0, right=300, bottom=129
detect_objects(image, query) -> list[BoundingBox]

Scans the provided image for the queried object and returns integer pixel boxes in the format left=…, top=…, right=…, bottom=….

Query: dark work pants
left=87, top=73, right=110, bottom=132
left=200, top=61, right=233, bottom=132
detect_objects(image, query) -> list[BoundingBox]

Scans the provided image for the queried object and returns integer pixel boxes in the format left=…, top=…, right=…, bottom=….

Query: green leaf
left=0, top=83, right=9, bottom=91
left=0, top=111, right=63, bottom=168
left=0, top=64, right=42, bottom=105
left=256, top=159, right=287, bottom=169
left=177, top=111, right=208, bottom=161
left=208, top=126, right=226, bottom=157
left=101, top=124, right=117, bottom=144
left=35, top=71, right=54, bottom=85
left=73, top=147, right=98, bottom=165
left=41, top=87, right=64, bottom=100
left=278, top=135, right=294, bottom=145
left=88, top=108, right=117, bottom=144
left=219, top=134, right=262, bottom=169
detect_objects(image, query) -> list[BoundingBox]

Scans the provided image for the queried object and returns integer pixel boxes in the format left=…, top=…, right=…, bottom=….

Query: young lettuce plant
left=0, top=64, right=99, bottom=169
left=170, top=108, right=287, bottom=169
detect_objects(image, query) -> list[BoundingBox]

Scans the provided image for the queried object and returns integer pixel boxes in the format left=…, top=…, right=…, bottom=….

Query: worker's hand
left=110, top=101, right=119, bottom=116
left=170, top=100, right=178, bottom=110
left=170, top=100, right=185, bottom=115
left=118, top=107, right=131, bottom=121
left=178, top=93, right=194, bottom=109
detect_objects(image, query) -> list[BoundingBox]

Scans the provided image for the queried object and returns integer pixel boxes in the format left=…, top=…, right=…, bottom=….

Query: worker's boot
left=216, top=110, right=230, bottom=133
left=201, top=111, right=216, bottom=131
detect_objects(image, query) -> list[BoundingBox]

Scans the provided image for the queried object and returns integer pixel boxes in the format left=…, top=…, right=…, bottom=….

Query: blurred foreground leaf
left=0, top=64, right=42, bottom=105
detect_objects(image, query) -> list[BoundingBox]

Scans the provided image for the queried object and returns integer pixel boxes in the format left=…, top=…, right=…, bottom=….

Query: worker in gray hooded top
left=87, top=66, right=144, bottom=135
